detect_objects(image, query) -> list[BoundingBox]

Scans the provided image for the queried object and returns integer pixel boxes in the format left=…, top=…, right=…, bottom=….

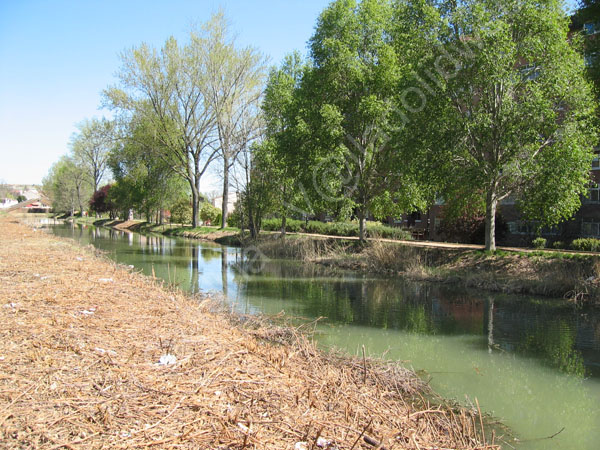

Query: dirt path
left=0, top=218, right=497, bottom=449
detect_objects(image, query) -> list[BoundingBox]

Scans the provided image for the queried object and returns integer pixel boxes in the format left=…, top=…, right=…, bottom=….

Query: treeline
left=45, top=0, right=598, bottom=251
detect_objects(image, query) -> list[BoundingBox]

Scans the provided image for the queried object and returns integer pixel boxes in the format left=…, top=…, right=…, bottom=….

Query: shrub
left=227, top=207, right=242, bottom=228
left=571, top=238, right=600, bottom=252
left=170, top=198, right=192, bottom=225
left=199, top=202, right=221, bottom=225
left=552, top=241, right=565, bottom=249
left=531, top=237, right=547, bottom=249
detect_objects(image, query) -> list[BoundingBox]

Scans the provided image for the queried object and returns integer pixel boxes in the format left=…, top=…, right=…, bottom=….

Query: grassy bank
left=255, top=235, right=600, bottom=305
left=0, top=218, right=500, bottom=449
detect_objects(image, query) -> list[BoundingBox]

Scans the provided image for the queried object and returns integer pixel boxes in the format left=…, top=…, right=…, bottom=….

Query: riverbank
left=75, top=217, right=600, bottom=304
left=255, top=235, right=600, bottom=304
left=0, top=217, right=499, bottom=449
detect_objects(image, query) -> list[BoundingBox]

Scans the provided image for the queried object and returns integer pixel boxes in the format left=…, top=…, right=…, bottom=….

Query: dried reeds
left=0, top=218, right=500, bottom=449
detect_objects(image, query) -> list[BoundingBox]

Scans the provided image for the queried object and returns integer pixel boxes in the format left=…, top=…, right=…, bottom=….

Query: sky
left=0, top=0, right=332, bottom=188
left=0, top=0, right=580, bottom=189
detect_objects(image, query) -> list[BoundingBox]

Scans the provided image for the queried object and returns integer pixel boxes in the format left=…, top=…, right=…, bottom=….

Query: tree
left=261, top=52, right=309, bottom=237
left=89, top=184, right=116, bottom=217
left=42, top=156, right=92, bottom=216
left=71, top=117, right=115, bottom=194
left=296, top=0, right=436, bottom=241
left=109, top=114, right=187, bottom=222
left=104, top=29, right=219, bottom=227
left=425, top=0, right=598, bottom=251
left=204, top=12, right=267, bottom=229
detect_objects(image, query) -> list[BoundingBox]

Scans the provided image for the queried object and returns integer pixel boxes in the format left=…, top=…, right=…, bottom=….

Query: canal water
left=45, top=223, right=600, bottom=450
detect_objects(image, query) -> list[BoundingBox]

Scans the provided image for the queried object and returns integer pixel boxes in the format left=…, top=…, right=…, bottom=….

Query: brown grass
left=0, top=218, right=501, bottom=449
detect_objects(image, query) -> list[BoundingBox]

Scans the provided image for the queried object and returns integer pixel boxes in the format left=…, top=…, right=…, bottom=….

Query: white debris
left=0, top=356, right=5, bottom=361
left=76, top=256, right=84, bottom=261
left=80, top=310, right=95, bottom=316
left=40, top=276, right=49, bottom=280
left=50, top=382, right=57, bottom=390
left=3, top=303, right=17, bottom=308
left=95, top=347, right=117, bottom=356
left=214, top=390, right=223, bottom=397
left=316, top=437, right=331, bottom=448
left=128, top=265, right=134, bottom=269
left=119, top=431, right=131, bottom=438
left=98, top=278, right=113, bottom=283
left=237, top=423, right=253, bottom=434
left=295, top=442, right=308, bottom=450
left=158, top=354, right=177, bottom=366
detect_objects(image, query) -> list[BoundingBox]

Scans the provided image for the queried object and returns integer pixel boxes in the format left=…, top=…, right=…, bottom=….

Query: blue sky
left=0, top=0, right=580, bottom=187
left=0, top=0, right=331, bottom=187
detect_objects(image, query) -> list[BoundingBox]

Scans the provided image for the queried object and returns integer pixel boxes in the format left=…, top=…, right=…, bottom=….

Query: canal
left=45, top=223, right=600, bottom=450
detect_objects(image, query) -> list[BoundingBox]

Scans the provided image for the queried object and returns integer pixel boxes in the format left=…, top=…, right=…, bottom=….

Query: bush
left=199, top=202, right=221, bottom=225
left=531, top=237, right=547, bottom=249
left=571, top=238, right=600, bottom=252
left=260, top=218, right=412, bottom=240
left=170, top=198, right=192, bottom=225
left=552, top=241, right=565, bottom=249
left=227, top=207, right=242, bottom=228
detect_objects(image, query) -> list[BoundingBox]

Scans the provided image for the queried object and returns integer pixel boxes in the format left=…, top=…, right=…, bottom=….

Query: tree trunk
left=221, top=155, right=229, bottom=229
left=358, top=209, right=367, bottom=243
left=485, top=188, right=497, bottom=252
left=190, top=175, right=201, bottom=228
left=76, top=185, right=83, bottom=216
left=281, top=215, right=287, bottom=238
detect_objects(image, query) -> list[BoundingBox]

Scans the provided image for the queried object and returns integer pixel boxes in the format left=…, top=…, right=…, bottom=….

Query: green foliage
left=170, top=198, right=192, bottom=225
left=571, top=238, right=600, bottom=252
left=16, top=195, right=26, bottom=203
left=260, top=218, right=412, bottom=240
left=108, top=114, right=187, bottom=222
left=226, top=206, right=242, bottom=228
left=552, top=241, right=566, bottom=249
left=424, top=0, right=598, bottom=251
left=276, top=0, right=438, bottom=241
left=42, top=155, right=92, bottom=215
left=531, top=237, right=547, bottom=249
left=199, top=202, right=221, bottom=225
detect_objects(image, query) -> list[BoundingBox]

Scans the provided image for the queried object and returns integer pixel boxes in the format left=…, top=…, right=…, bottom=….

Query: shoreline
left=81, top=218, right=600, bottom=305
left=0, top=217, right=500, bottom=449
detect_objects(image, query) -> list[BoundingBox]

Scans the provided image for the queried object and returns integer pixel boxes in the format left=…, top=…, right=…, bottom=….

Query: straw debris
left=0, top=218, right=500, bottom=449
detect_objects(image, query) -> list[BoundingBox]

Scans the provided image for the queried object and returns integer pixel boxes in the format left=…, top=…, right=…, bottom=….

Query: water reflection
left=45, top=223, right=600, bottom=450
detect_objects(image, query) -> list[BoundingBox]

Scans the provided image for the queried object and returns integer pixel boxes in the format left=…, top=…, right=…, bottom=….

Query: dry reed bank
left=256, top=236, right=600, bottom=304
left=0, top=218, right=499, bottom=449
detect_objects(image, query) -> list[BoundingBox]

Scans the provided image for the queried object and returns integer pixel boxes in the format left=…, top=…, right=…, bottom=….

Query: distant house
left=25, top=201, right=51, bottom=213
left=211, top=192, right=238, bottom=215
left=0, top=199, right=18, bottom=209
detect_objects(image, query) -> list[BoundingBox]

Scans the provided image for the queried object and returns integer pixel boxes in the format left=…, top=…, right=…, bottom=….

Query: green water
left=46, top=223, right=600, bottom=449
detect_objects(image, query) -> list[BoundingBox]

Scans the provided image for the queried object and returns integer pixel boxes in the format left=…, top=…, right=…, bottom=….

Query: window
left=582, top=220, right=600, bottom=237
left=585, top=52, right=598, bottom=68
left=593, top=156, right=600, bottom=170
left=584, top=22, right=599, bottom=35
left=520, top=64, right=541, bottom=81
left=584, top=182, right=600, bottom=204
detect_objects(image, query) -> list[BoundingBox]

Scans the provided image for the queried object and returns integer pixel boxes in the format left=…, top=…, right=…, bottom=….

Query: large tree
left=104, top=31, right=219, bottom=227
left=425, top=0, right=598, bottom=251
left=296, top=0, right=437, bottom=241
left=203, top=12, right=267, bottom=229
